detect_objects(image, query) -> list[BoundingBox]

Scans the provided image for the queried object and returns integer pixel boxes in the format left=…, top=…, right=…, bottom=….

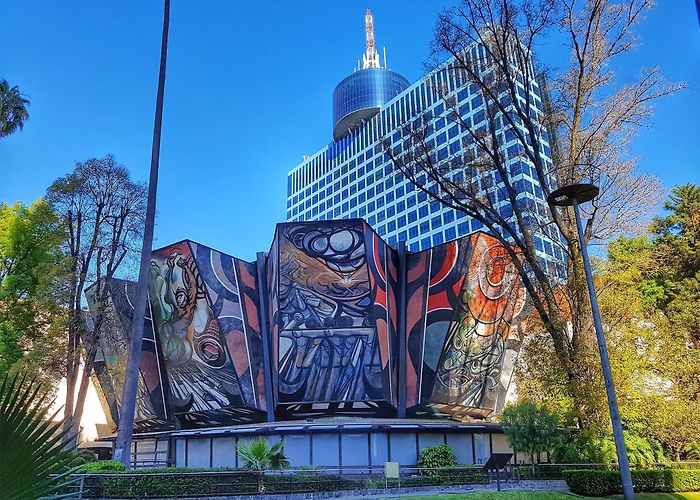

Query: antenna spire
left=362, top=9, right=381, bottom=69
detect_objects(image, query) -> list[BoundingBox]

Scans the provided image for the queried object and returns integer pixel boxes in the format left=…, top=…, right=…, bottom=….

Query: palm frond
left=0, top=373, right=81, bottom=500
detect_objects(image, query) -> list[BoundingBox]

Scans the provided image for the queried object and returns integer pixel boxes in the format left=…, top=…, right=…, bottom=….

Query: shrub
left=501, top=401, right=561, bottom=465
left=554, top=430, right=666, bottom=466
left=79, top=461, right=126, bottom=473
left=417, top=444, right=457, bottom=475
left=82, top=470, right=359, bottom=498
left=563, top=468, right=700, bottom=496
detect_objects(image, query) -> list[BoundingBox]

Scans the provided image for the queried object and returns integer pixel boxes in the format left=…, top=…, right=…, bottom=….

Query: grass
left=387, top=492, right=700, bottom=500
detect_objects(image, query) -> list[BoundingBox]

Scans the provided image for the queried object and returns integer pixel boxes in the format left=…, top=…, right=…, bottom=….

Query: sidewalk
left=162, top=480, right=569, bottom=500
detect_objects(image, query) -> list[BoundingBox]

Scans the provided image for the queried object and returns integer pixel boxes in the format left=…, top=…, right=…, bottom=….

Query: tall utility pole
left=113, top=0, right=170, bottom=467
left=547, top=183, right=635, bottom=500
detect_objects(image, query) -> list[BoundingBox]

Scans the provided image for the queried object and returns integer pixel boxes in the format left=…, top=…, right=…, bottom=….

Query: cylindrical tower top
left=332, top=9, right=410, bottom=141
left=332, top=69, right=410, bottom=141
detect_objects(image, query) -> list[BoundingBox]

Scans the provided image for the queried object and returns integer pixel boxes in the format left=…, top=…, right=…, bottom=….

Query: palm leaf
left=238, top=437, right=289, bottom=471
left=0, top=373, right=82, bottom=500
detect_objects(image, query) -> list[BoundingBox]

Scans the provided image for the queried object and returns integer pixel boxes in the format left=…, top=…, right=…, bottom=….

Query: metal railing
left=57, top=461, right=700, bottom=498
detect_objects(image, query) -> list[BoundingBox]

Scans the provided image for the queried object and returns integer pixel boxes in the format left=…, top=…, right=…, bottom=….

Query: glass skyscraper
left=286, top=11, right=564, bottom=275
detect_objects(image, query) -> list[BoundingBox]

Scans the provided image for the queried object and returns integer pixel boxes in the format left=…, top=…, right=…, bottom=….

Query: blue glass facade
left=288, top=54, right=565, bottom=280
left=332, top=68, right=410, bottom=140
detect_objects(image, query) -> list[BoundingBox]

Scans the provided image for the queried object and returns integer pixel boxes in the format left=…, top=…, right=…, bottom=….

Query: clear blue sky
left=1, top=1, right=698, bottom=261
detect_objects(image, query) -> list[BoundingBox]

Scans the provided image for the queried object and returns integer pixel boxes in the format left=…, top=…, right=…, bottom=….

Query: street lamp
left=547, top=183, right=635, bottom=500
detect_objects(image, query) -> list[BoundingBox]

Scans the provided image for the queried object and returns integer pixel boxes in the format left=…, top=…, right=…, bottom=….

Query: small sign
left=384, top=461, right=399, bottom=479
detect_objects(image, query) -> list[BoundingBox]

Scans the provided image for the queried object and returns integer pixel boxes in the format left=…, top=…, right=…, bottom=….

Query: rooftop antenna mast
left=362, top=8, right=381, bottom=69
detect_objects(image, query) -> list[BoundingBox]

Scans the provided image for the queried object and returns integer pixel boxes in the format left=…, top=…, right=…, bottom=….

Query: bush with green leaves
left=0, top=374, right=82, bottom=499
left=417, top=444, right=457, bottom=474
left=553, top=430, right=666, bottom=466
left=563, top=468, right=700, bottom=496
left=500, top=401, right=561, bottom=465
left=82, top=470, right=358, bottom=498
left=79, top=460, right=127, bottom=473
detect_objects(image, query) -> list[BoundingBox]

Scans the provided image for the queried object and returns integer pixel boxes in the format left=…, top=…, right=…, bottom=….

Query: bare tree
left=385, top=0, right=679, bottom=427
left=46, top=155, right=146, bottom=443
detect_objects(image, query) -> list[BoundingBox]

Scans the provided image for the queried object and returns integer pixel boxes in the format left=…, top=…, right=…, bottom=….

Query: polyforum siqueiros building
left=88, top=221, right=529, bottom=468
left=87, top=11, right=542, bottom=469
left=287, top=9, right=564, bottom=277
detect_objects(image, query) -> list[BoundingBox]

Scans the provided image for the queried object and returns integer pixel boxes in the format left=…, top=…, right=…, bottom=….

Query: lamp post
left=547, top=183, right=634, bottom=500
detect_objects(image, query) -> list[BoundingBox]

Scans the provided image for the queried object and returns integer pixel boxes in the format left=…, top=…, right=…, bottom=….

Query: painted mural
left=87, top=225, right=528, bottom=429
left=148, top=241, right=266, bottom=427
left=86, top=279, right=167, bottom=431
left=405, top=232, right=527, bottom=418
left=271, top=221, right=394, bottom=417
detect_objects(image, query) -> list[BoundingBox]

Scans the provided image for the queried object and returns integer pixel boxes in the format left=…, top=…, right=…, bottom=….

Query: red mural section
left=363, top=222, right=400, bottom=407
left=405, top=232, right=527, bottom=419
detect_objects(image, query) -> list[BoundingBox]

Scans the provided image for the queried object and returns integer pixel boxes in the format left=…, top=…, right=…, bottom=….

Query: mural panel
left=271, top=221, right=395, bottom=417
left=406, top=232, right=527, bottom=419
left=86, top=279, right=168, bottom=431
left=148, top=241, right=266, bottom=427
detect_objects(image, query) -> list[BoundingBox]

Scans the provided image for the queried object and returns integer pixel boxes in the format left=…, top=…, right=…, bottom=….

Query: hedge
left=81, top=471, right=359, bottom=497
left=78, top=461, right=126, bottom=473
left=563, top=468, right=700, bottom=496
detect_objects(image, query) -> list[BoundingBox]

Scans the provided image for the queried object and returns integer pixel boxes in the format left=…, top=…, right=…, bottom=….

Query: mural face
left=405, top=233, right=527, bottom=419
left=87, top=226, right=527, bottom=429
left=86, top=279, right=167, bottom=431
left=148, top=241, right=265, bottom=427
left=270, top=221, right=397, bottom=418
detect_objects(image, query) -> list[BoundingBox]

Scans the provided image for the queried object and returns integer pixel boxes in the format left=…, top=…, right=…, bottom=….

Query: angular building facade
left=88, top=221, right=529, bottom=467
left=286, top=11, right=565, bottom=279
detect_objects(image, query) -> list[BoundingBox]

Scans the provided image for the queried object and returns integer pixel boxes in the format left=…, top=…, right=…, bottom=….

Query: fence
left=60, top=461, right=700, bottom=498
left=64, top=466, right=487, bottom=498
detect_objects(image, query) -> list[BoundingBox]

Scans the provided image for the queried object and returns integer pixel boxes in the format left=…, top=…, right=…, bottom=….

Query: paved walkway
left=165, top=480, right=569, bottom=500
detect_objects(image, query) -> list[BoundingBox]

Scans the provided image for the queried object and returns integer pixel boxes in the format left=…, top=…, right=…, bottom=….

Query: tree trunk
left=71, top=346, right=98, bottom=446
left=113, top=0, right=169, bottom=468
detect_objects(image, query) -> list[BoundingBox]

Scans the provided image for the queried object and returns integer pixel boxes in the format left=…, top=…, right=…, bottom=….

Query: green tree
left=651, top=184, right=700, bottom=347
left=517, top=184, right=700, bottom=460
left=501, top=401, right=561, bottom=466
left=0, top=200, right=66, bottom=381
left=0, top=79, right=30, bottom=137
